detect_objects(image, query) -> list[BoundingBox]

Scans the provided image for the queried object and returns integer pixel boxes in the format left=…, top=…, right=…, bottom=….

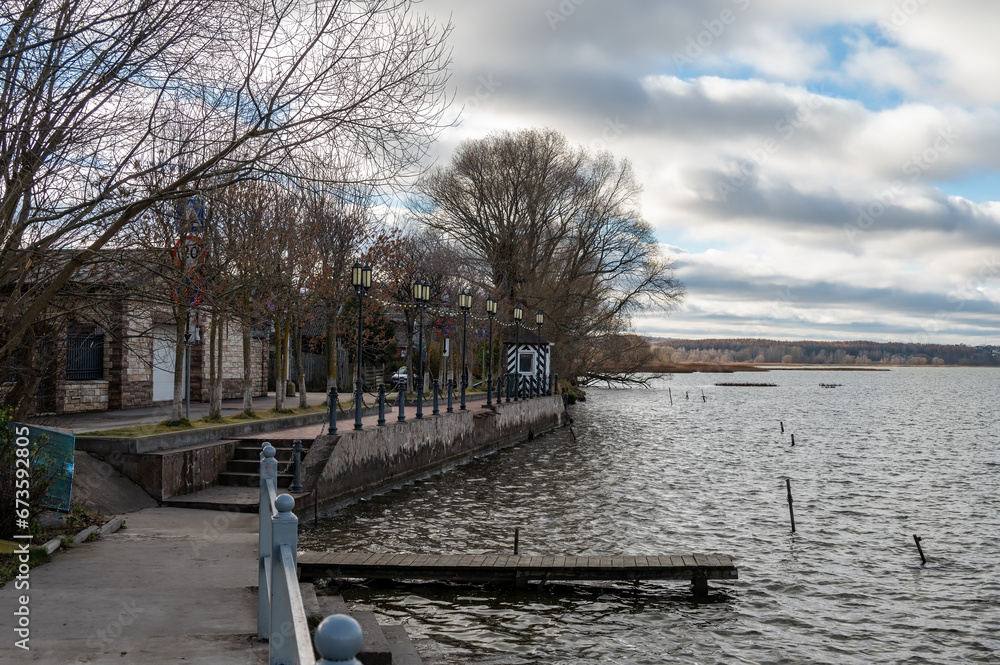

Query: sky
left=411, top=0, right=1000, bottom=344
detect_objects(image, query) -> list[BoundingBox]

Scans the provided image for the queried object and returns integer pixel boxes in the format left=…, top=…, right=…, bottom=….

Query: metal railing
left=259, top=443, right=363, bottom=664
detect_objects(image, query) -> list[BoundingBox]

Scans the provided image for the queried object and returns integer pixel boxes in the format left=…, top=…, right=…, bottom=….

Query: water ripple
left=302, top=368, right=1000, bottom=663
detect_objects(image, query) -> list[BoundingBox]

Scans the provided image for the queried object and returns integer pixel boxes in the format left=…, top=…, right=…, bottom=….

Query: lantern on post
left=458, top=290, right=473, bottom=410
left=413, top=280, right=430, bottom=419
left=512, top=304, right=523, bottom=401
left=352, top=262, right=372, bottom=430
left=535, top=310, right=544, bottom=398
left=485, top=297, right=497, bottom=407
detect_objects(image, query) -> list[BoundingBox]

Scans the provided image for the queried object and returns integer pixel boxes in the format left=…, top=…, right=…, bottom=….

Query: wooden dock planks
left=297, top=551, right=739, bottom=592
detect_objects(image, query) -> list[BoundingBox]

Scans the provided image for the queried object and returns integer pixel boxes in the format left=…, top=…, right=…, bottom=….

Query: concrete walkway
left=33, top=392, right=335, bottom=434
left=0, top=507, right=268, bottom=664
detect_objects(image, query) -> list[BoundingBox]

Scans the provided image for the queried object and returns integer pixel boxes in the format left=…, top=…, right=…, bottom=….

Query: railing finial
left=263, top=443, right=276, bottom=459
left=275, top=493, right=295, bottom=514
left=315, top=614, right=363, bottom=664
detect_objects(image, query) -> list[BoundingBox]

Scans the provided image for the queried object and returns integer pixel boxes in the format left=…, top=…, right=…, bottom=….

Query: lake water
left=300, top=368, right=1000, bottom=664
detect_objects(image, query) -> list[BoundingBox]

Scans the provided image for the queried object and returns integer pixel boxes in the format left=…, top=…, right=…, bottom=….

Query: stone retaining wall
left=305, top=396, right=566, bottom=509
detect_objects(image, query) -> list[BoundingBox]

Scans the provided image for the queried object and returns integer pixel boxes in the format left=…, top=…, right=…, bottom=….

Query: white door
left=152, top=325, right=179, bottom=402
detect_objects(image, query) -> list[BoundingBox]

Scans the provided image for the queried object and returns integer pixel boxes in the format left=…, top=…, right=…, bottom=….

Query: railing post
left=554, top=373, right=559, bottom=395
left=328, top=386, right=338, bottom=435
left=291, top=440, right=303, bottom=493
left=496, top=375, right=502, bottom=405
left=271, top=494, right=299, bottom=664
left=377, top=384, right=386, bottom=426
left=315, top=615, right=363, bottom=665
left=432, top=379, right=440, bottom=415
left=258, top=444, right=277, bottom=639
left=447, top=378, right=454, bottom=413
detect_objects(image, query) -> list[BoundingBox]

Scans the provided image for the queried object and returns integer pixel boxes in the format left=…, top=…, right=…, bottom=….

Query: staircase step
left=300, top=583, right=323, bottom=629
left=383, top=625, right=423, bottom=665
left=217, top=471, right=294, bottom=487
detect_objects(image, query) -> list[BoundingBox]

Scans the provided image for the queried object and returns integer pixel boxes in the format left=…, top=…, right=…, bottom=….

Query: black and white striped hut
left=503, top=331, right=552, bottom=398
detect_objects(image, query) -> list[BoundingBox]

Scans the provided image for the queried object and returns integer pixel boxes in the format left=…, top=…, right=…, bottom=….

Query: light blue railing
left=259, top=443, right=363, bottom=665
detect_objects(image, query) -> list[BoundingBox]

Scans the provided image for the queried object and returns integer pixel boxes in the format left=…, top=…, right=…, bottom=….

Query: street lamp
left=352, top=262, right=372, bottom=430
left=413, top=279, right=430, bottom=418
left=535, top=311, right=544, bottom=398
left=512, top=303, right=523, bottom=401
left=485, top=297, right=497, bottom=407
left=458, top=290, right=472, bottom=410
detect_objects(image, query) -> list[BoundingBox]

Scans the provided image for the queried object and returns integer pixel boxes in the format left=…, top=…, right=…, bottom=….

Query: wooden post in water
left=780, top=421, right=784, bottom=433
left=913, top=534, right=926, bottom=565
left=701, top=389, right=706, bottom=402
left=791, top=433, right=795, bottom=446
left=514, top=527, right=520, bottom=554
left=786, top=479, right=796, bottom=532
left=668, top=388, right=673, bottom=405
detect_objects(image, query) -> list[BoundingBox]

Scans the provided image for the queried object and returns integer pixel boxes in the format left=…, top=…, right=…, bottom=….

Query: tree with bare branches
left=411, top=128, right=683, bottom=385
left=1, top=0, right=451, bottom=415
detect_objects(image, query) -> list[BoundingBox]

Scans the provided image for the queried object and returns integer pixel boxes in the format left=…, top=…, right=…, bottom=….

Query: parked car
left=390, top=367, right=407, bottom=388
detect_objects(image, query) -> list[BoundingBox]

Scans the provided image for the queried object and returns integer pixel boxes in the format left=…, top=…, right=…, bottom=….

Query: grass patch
left=82, top=404, right=327, bottom=438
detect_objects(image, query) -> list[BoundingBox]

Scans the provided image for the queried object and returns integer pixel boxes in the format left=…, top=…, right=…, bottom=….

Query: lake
left=301, top=367, right=1000, bottom=664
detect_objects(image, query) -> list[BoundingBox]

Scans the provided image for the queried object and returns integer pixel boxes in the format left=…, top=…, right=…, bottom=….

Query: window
left=518, top=351, right=534, bottom=374
left=66, top=331, right=104, bottom=380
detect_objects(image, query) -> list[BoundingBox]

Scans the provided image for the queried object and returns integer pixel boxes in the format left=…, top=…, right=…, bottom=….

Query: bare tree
left=1, top=0, right=451, bottom=415
left=411, top=128, right=683, bottom=384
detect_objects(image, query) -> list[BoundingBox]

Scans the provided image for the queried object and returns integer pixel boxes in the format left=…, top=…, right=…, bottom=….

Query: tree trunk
left=296, top=316, right=307, bottom=408
left=274, top=315, right=285, bottom=411
left=242, top=324, right=254, bottom=415
left=171, top=308, right=186, bottom=421
left=325, top=316, right=339, bottom=392
left=209, top=313, right=223, bottom=419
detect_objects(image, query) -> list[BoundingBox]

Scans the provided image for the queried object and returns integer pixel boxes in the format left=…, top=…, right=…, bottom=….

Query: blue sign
left=13, top=423, right=75, bottom=512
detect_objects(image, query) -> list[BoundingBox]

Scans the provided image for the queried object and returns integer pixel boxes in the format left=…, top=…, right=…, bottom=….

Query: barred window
left=66, top=332, right=104, bottom=380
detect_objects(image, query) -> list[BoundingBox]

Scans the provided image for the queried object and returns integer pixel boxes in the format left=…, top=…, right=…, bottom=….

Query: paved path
left=0, top=508, right=268, bottom=664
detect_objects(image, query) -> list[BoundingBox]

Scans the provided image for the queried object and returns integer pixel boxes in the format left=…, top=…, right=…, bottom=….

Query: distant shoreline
left=640, top=362, right=1000, bottom=373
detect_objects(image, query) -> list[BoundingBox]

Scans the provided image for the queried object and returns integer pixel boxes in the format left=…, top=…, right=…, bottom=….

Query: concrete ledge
left=75, top=410, right=332, bottom=454
left=72, top=525, right=99, bottom=544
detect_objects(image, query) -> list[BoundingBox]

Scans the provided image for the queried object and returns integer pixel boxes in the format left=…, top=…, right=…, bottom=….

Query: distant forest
left=648, top=338, right=1000, bottom=367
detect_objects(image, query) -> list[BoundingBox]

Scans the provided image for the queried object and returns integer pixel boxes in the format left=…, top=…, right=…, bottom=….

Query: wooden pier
left=298, top=552, right=738, bottom=596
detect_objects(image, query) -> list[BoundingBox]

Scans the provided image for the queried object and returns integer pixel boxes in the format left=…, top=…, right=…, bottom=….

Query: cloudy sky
left=415, top=0, right=1000, bottom=344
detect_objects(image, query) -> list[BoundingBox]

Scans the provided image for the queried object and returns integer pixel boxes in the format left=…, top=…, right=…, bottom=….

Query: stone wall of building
left=109, top=303, right=153, bottom=409
left=193, top=316, right=268, bottom=401
left=62, top=380, right=110, bottom=413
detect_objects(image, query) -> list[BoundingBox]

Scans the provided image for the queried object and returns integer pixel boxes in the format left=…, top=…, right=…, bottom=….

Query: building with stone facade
left=45, top=301, right=268, bottom=414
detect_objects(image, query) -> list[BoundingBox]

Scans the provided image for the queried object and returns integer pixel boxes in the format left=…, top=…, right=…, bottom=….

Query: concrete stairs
left=217, top=438, right=313, bottom=489
left=300, top=583, right=422, bottom=664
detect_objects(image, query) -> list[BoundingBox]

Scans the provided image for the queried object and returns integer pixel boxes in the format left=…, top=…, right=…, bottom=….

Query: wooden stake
left=701, top=389, right=706, bottom=402
left=780, top=421, right=784, bottom=433
left=786, top=479, right=796, bottom=532
left=668, top=388, right=673, bottom=405
left=791, top=433, right=795, bottom=446
left=514, top=527, right=520, bottom=554
left=913, top=534, right=926, bottom=565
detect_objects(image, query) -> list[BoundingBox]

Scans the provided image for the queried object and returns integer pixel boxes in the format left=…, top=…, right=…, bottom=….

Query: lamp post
left=352, top=262, right=371, bottom=430
left=413, top=279, right=430, bottom=419
left=458, top=290, right=472, bottom=410
left=513, top=304, right=523, bottom=401
left=535, top=311, right=544, bottom=398
left=485, top=297, right=497, bottom=407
